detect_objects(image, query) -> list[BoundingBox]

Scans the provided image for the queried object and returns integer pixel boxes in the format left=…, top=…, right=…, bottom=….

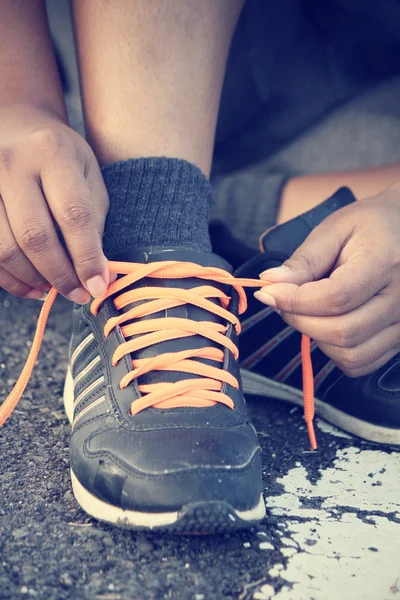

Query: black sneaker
left=236, top=188, right=400, bottom=446
left=3, top=248, right=262, bottom=533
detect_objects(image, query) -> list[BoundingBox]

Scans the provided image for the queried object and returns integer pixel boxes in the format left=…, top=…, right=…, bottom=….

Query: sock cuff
left=102, top=157, right=212, bottom=258
left=102, top=157, right=211, bottom=203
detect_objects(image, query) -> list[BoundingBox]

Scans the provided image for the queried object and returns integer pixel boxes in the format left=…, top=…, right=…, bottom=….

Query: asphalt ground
left=1, top=290, right=398, bottom=600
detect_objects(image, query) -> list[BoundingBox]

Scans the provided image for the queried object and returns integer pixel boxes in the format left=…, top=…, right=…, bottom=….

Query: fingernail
left=25, top=289, right=48, bottom=301
left=254, top=291, right=277, bottom=307
left=260, top=265, right=290, bottom=279
left=86, top=275, right=107, bottom=298
left=68, top=287, right=91, bottom=304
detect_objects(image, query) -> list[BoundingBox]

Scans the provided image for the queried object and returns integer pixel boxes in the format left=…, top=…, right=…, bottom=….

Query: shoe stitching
left=82, top=442, right=262, bottom=479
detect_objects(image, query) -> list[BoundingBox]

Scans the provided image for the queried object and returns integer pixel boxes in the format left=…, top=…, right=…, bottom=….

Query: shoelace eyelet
left=0, top=261, right=317, bottom=449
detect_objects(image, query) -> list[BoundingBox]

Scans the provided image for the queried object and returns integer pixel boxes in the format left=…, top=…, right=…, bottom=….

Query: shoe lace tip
left=306, top=420, right=318, bottom=451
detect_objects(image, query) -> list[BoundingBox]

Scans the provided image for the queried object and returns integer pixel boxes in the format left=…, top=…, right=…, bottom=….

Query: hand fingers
left=260, top=213, right=344, bottom=285
left=256, top=250, right=390, bottom=316
left=0, top=264, right=43, bottom=299
left=0, top=197, right=50, bottom=292
left=278, top=290, right=396, bottom=347
left=86, top=154, right=109, bottom=237
left=3, top=180, right=90, bottom=303
left=258, top=204, right=391, bottom=316
left=317, top=323, right=400, bottom=377
left=41, top=157, right=109, bottom=296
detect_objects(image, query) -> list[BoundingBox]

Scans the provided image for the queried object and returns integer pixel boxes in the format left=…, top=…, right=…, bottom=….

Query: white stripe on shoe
left=73, top=355, right=101, bottom=389
left=71, top=333, right=94, bottom=368
left=72, top=395, right=107, bottom=428
left=73, top=375, right=105, bottom=411
left=240, top=325, right=294, bottom=370
left=274, top=341, right=317, bottom=383
left=241, top=306, right=274, bottom=334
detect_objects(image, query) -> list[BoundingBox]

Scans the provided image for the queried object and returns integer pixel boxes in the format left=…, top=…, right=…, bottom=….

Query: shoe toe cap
left=70, top=424, right=262, bottom=512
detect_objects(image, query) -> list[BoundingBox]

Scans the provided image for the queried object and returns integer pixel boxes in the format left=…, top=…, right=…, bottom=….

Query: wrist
left=0, top=102, right=68, bottom=131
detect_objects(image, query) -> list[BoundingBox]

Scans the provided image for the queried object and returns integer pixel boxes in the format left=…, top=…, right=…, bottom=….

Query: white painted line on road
left=266, top=447, right=400, bottom=600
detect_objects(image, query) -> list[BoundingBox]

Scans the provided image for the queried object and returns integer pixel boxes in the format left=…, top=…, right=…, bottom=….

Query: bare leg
left=72, top=0, right=244, bottom=177
left=277, top=164, right=400, bottom=223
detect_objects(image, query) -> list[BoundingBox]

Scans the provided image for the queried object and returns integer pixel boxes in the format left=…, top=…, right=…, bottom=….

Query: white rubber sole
left=63, top=367, right=265, bottom=530
left=241, top=368, right=400, bottom=446
left=63, top=367, right=74, bottom=425
left=70, top=470, right=266, bottom=530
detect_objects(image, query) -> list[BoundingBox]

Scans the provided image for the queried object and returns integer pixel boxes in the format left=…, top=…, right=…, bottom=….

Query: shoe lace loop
left=0, top=260, right=317, bottom=449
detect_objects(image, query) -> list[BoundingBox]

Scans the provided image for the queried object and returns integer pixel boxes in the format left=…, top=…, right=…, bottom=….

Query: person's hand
left=255, top=188, right=400, bottom=377
left=0, top=105, right=110, bottom=303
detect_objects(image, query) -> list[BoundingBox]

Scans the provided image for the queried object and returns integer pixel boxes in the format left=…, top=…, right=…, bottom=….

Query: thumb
left=260, top=215, right=345, bottom=285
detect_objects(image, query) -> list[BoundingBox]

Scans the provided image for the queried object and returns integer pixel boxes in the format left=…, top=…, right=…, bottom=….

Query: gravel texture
left=1, top=290, right=393, bottom=600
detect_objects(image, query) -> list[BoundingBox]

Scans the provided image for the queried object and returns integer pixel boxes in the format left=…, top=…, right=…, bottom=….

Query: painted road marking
left=265, top=445, right=400, bottom=600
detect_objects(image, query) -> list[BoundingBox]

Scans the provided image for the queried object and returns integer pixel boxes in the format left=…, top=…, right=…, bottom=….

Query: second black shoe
left=237, top=188, right=400, bottom=446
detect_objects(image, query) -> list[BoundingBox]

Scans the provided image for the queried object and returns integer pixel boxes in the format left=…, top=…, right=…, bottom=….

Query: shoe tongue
left=113, top=247, right=234, bottom=387
left=261, top=187, right=356, bottom=256
left=114, top=246, right=232, bottom=272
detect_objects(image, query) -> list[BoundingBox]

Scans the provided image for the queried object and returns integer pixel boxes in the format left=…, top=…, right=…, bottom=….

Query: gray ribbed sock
left=101, top=157, right=212, bottom=258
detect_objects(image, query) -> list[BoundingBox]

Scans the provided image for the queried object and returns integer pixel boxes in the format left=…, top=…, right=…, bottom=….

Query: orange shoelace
left=0, top=261, right=317, bottom=449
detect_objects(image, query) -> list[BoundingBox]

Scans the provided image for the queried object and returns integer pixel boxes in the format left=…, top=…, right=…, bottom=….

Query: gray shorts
left=212, top=0, right=400, bottom=246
